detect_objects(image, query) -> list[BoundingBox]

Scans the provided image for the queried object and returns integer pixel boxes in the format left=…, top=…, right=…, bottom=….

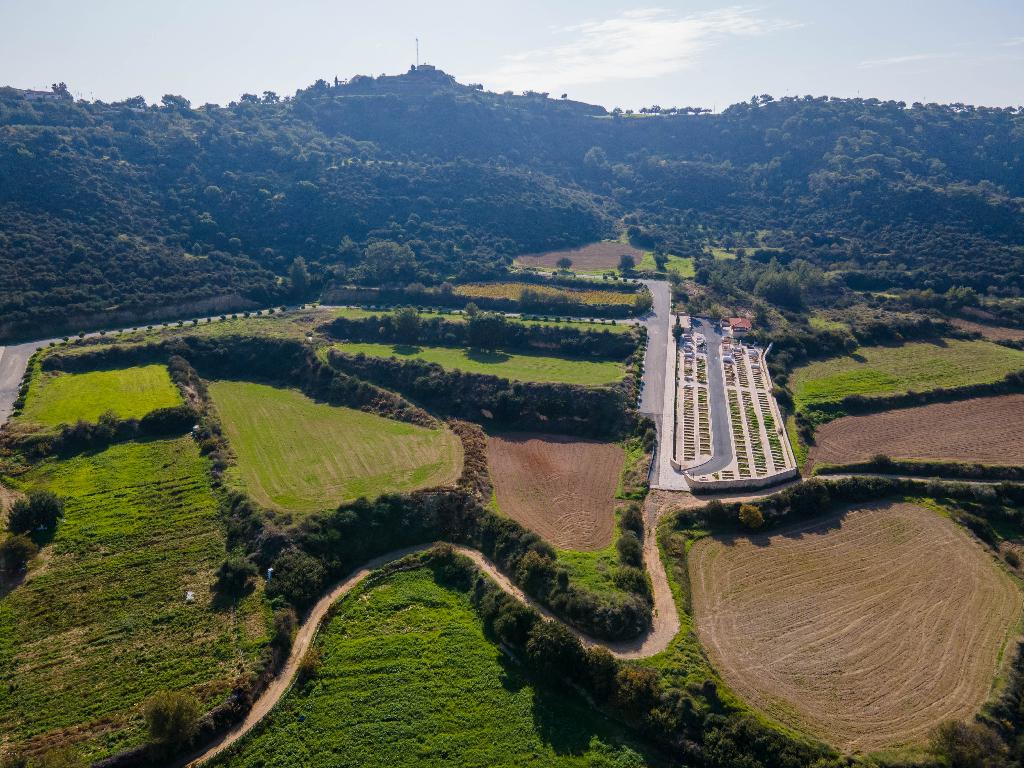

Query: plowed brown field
left=950, top=318, right=1024, bottom=342
left=515, top=241, right=644, bottom=271
left=807, top=394, right=1024, bottom=468
left=689, top=503, right=1022, bottom=752
left=486, top=433, right=623, bottom=550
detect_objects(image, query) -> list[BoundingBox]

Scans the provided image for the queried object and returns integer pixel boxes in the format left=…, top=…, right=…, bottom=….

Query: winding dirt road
left=183, top=492, right=681, bottom=766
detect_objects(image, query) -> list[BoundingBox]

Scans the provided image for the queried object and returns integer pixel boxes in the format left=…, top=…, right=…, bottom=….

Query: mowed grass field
left=636, top=252, right=695, bottom=277
left=791, top=339, right=1024, bottom=413
left=20, top=364, right=182, bottom=426
left=688, top=502, right=1023, bottom=752
left=454, top=281, right=641, bottom=306
left=331, top=306, right=636, bottom=334
left=210, top=568, right=654, bottom=768
left=0, top=438, right=270, bottom=761
left=208, top=381, right=463, bottom=515
left=513, top=240, right=644, bottom=271
left=334, top=342, right=626, bottom=386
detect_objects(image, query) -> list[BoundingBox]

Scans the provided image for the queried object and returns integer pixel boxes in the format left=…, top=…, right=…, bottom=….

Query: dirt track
left=808, top=395, right=1024, bottom=468
left=688, top=502, right=1023, bottom=752
left=486, top=433, right=623, bottom=550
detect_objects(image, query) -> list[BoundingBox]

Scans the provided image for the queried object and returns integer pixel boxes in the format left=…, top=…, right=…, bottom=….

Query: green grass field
left=332, top=305, right=636, bottom=334
left=791, top=339, right=1024, bottom=414
left=636, top=252, right=695, bottom=277
left=20, top=364, right=182, bottom=426
left=334, top=342, right=626, bottom=386
left=210, top=567, right=653, bottom=768
left=208, top=381, right=463, bottom=515
left=0, top=438, right=269, bottom=761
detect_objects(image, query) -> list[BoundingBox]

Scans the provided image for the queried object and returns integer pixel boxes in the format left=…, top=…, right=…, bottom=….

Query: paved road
left=686, top=319, right=735, bottom=476
left=0, top=340, right=51, bottom=425
left=638, top=280, right=670, bottom=417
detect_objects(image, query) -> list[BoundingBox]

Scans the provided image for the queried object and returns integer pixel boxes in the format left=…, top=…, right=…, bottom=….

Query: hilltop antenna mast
left=416, top=37, right=419, bottom=67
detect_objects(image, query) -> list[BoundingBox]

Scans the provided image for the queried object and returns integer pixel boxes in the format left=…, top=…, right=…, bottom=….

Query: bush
left=297, top=647, right=322, bottom=682
left=738, top=504, right=764, bottom=530
left=266, top=548, right=327, bottom=610
left=215, top=555, right=258, bottom=596
left=928, top=720, right=1006, bottom=767
left=616, top=531, right=643, bottom=567
left=0, top=535, right=38, bottom=574
left=620, top=503, right=643, bottom=538
left=144, top=690, right=201, bottom=747
left=7, top=490, right=64, bottom=535
left=525, top=621, right=585, bottom=680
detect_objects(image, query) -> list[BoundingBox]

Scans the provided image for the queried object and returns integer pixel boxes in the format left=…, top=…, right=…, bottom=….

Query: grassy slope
left=454, top=282, right=640, bottom=306
left=0, top=438, right=269, bottom=761
left=791, top=339, right=1024, bottom=412
left=211, top=568, right=653, bottom=768
left=20, top=364, right=182, bottom=426
left=208, top=381, right=463, bottom=515
left=334, top=342, right=626, bottom=386
left=636, top=252, right=696, bottom=278
left=332, top=305, right=636, bottom=334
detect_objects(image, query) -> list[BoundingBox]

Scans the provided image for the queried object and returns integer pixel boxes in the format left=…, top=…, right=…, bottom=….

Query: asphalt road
left=0, top=340, right=50, bottom=425
left=686, top=319, right=735, bottom=476
left=638, top=279, right=670, bottom=417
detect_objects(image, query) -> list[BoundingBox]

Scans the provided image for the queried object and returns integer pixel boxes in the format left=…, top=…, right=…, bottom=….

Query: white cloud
left=472, top=7, right=799, bottom=91
left=858, top=52, right=956, bottom=69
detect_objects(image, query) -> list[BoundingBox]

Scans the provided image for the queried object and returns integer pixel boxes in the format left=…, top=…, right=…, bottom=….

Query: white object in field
left=185, top=591, right=195, bottom=603
left=266, top=567, right=274, bottom=581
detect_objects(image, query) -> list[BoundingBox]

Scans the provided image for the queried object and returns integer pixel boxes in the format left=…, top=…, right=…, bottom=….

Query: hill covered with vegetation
left=1, top=67, right=1022, bottom=339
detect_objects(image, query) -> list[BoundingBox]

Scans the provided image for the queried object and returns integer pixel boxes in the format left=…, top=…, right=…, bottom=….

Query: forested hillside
left=1, top=66, right=1022, bottom=340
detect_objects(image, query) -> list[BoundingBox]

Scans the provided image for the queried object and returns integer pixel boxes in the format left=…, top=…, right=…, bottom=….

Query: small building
left=725, top=317, right=753, bottom=337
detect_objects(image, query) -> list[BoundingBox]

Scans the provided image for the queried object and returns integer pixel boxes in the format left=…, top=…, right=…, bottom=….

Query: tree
left=266, top=548, right=326, bottom=609
left=928, top=720, right=1006, bottom=767
left=215, top=556, right=257, bottom=596
left=463, top=301, right=480, bottom=318
left=467, top=312, right=508, bottom=350
left=556, top=257, right=573, bottom=271
left=616, top=531, right=643, bottom=566
left=738, top=504, right=764, bottom=530
left=360, top=241, right=416, bottom=285
left=144, top=691, right=201, bottom=748
left=0, top=534, right=38, bottom=574
left=394, top=306, right=421, bottom=343
left=8, top=491, right=64, bottom=535
left=618, top=254, right=636, bottom=274
left=289, top=256, right=310, bottom=298
left=525, top=620, right=584, bottom=679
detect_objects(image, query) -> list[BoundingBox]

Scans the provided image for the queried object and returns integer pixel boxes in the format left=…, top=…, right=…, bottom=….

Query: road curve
left=183, top=501, right=680, bottom=766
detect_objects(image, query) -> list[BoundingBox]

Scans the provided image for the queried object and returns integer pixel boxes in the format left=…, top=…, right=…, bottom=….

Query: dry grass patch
left=486, top=433, right=623, bottom=550
left=950, top=318, right=1024, bottom=342
left=689, top=502, right=1023, bottom=753
left=807, top=394, right=1024, bottom=468
left=515, top=241, right=644, bottom=271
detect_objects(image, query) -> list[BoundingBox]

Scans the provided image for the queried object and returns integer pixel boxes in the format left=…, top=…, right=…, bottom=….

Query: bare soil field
left=807, top=394, right=1024, bottom=468
left=951, top=317, right=1024, bottom=342
left=515, top=241, right=644, bottom=271
left=486, top=433, right=623, bottom=550
left=689, top=502, right=1022, bottom=753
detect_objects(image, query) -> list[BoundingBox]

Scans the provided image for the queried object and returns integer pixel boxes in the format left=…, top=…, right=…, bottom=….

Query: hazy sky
left=3, top=1, right=1022, bottom=109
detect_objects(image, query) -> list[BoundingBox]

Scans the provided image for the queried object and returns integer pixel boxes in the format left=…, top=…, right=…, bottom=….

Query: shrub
left=266, top=548, right=327, bottom=610
left=928, top=720, right=1006, bottom=768
left=525, top=621, right=585, bottom=680
left=215, top=555, right=258, bottom=595
left=616, top=531, right=643, bottom=567
left=144, top=690, right=201, bottom=747
left=0, top=534, right=38, bottom=574
left=297, top=647, right=322, bottom=682
left=612, top=566, right=650, bottom=598
left=7, top=490, right=64, bottom=535
left=620, top=503, right=643, bottom=538
left=1005, top=550, right=1020, bottom=569
left=738, top=504, right=765, bottom=530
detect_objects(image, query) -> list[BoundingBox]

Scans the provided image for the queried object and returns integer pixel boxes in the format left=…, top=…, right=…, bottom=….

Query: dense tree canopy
left=1, top=68, right=1022, bottom=340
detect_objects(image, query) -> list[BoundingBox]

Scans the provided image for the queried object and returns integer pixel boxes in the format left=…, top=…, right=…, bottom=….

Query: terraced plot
left=333, top=342, right=626, bottom=386
left=514, top=240, right=643, bottom=271
left=487, top=433, right=623, bottom=550
left=19, top=364, right=182, bottom=427
left=0, top=439, right=269, bottom=762
left=689, top=502, right=1022, bottom=752
left=808, top=394, right=1024, bottom=468
left=209, top=567, right=653, bottom=768
left=209, top=381, right=463, bottom=515
left=454, top=281, right=642, bottom=307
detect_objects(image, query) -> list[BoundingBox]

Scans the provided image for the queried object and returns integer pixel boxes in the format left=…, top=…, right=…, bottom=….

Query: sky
left=2, top=0, right=1022, bottom=109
